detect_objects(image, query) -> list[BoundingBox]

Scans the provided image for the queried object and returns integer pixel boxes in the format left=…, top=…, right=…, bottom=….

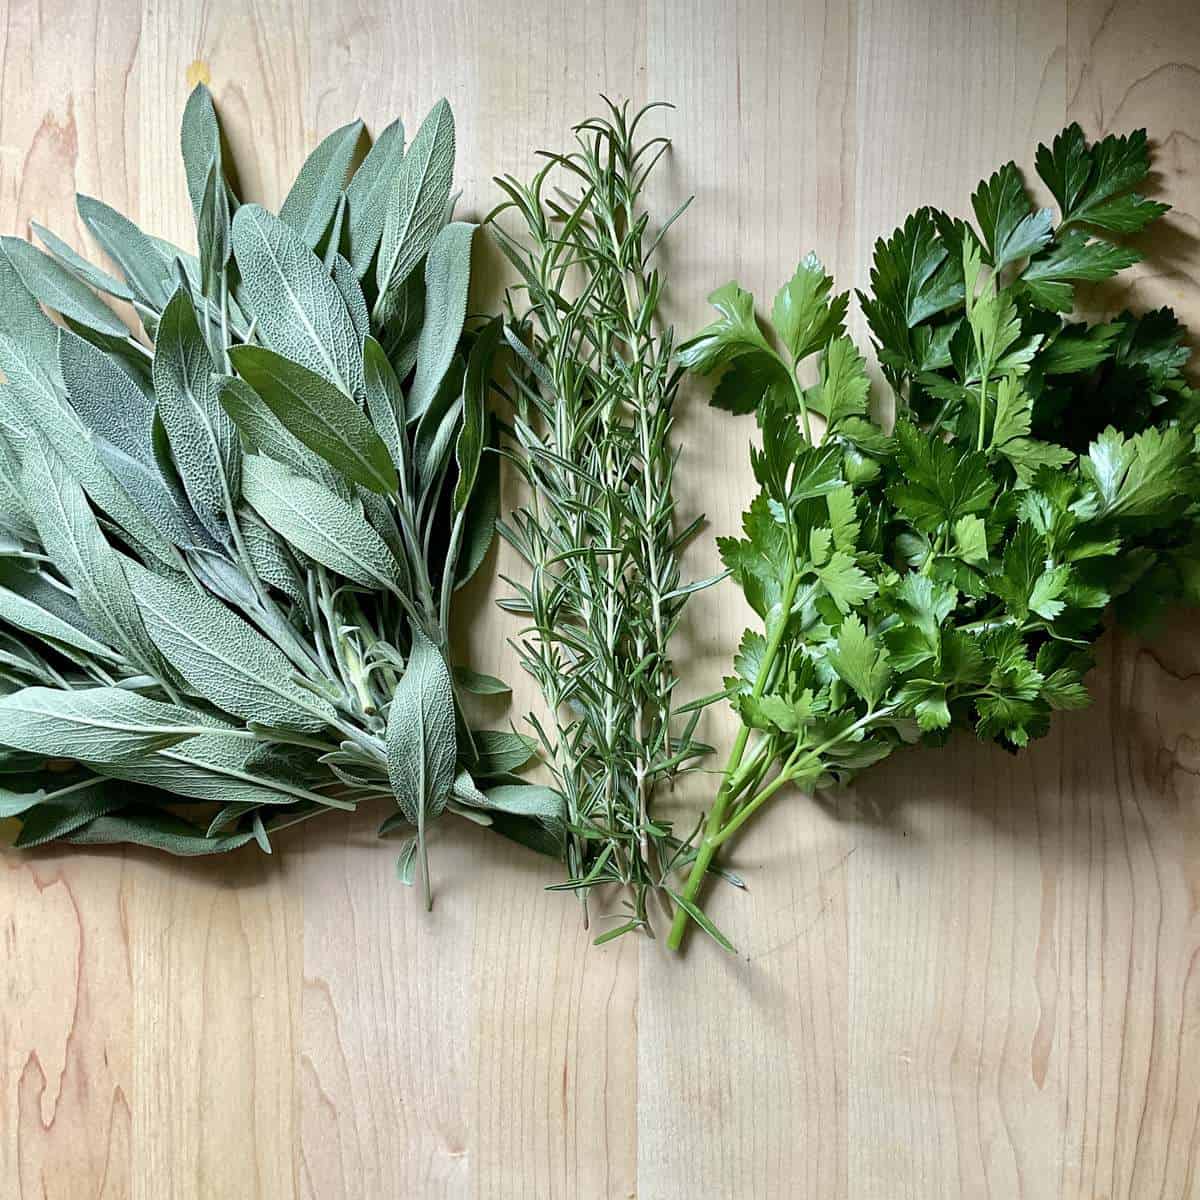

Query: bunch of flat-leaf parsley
left=669, top=125, right=1198, bottom=951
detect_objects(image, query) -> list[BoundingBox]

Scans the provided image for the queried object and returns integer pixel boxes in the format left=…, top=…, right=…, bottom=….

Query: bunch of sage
left=0, top=84, right=562, bottom=904
left=489, top=102, right=720, bottom=942
left=671, top=125, right=1199, bottom=950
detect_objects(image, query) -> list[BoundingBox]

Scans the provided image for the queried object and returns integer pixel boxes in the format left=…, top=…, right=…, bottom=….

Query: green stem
left=666, top=571, right=799, bottom=951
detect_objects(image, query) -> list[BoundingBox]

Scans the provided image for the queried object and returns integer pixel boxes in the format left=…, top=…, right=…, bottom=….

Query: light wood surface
left=2, top=1, right=1199, bottom=1196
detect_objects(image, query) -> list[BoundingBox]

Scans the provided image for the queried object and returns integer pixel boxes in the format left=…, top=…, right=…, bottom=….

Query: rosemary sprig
left=489, top=100, right=719, bottom=940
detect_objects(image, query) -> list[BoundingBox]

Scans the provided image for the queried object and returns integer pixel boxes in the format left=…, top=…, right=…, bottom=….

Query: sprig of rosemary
left=489, top=100, right=720, bottom=941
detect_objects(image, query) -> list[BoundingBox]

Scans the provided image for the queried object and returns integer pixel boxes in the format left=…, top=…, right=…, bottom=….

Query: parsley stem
left=667, top=570, right=800, bottom=950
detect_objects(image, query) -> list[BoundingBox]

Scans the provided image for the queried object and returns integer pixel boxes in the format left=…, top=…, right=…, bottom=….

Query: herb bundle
left=670, top=125, right=1198, bottom=950
left=490, top=102, right=718, bottom=941
left=0, top=85, right=561, bottom=903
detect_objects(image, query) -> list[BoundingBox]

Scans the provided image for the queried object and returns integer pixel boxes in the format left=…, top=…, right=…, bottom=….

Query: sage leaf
left=406, top=221, right=475, bottom=422
left=0, top=246, right=67, bottom=410
left=215, top=373, right=351, bottom=497
left=126, top=558, right=334, bottom=732
left=468, top=729, right=537, bottom=777
left=153, top=287, right=240, bottom=537
left=94, top=734, right=343, bottom=808
left=12, top=779, right=127, bottom=848
left=375, top=99, right=454, bottom=321
left=20, top=435, right=163, bottom=676
left=0, top=686, right=205, bottom=761
left=76, top=193, right=172, bottom=309
left=362, top=335, right=406, bottom=472
left=31, top=222, right=134, bottom=301
left=64, top=808, right=255, bottom=856
left=451, top=665, right=510, bottom=695
left=386, top=625, right=456, bottom=827
left=59, top=327, right=154, bottom=457
left=181, top=82, right=225, bottom=219
left=345, top=118, right=405, bottom=277
left=241, top=455, right=403, bottom=589
left=454, top=420, right=499, bottom=590
left=0, top=237, right=129, bottom=338
left=0, top=579, right=119, bottom=662
left=332, top=254, right=370, bottom=345
left=230, top=203, right=364, bottom=397
left=453, top=317, right=500, bottom=512
left=279, top=120, right=364, bottom=249
left=228, top=343, right=396, bottom=494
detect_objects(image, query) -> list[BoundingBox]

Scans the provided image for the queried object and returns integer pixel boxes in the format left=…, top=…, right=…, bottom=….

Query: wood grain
left=0, top=1, right=1198, bottom=1197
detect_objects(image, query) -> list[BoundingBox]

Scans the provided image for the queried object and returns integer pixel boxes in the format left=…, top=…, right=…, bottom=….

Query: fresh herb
left=670, top=125, right=1199, bottom=951
left=490, top=101, right=719, bottom=940
left=0, top=85, right=562, bottom=902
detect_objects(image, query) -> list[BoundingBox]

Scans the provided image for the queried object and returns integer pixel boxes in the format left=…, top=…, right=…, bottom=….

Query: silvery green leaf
left=418, top=396, right=462, bottom=501
left=125, top=558, right=334, bottom=732
left=0, top=579, right=118, bottom=662
left=345, top=118, right=405, bottom=278
left=231, top=203, right=364, bottom=397
left=11, top=778, right=127, bottom=848
left=362, top=335, right=406, bottom=472
left=375, top=99, right=454, bottom=321
left=453, top=317, right=500, bottom=513
left=241, top=454, right=403, bottom=589
left=197, top=159, right=232, bottom=298
left=406, top=221, right=475, bottom=422
left=0, top=237, right=129, bottom=338
left=0, top=429, right=36, bottom=543
left=228, top=344, right=396, bottom=494
left=21, top=435, right=163, bottom=676
left=31, top=222, right=134, bottom=301
left=394, top=834, right=419, bottom=884
left=153, top=287, right=239, bottom=538
left=7, top=354, right=175, bottom=565
left=386, top=625, right=456, bottom=836
left=315, top=193, right=348, bottom=272
left=450, top=767, right=488, bottom=805
left=0, top=686, right=204, bottom=761
left=469, top=729, right=537, bottom=777
left=95, top=733, right=339, bottom=807
left=181, top=82, right=224, bottom=219
left=455, top=420, right=499, bottom=590
left=0, top=785, right=51, bottom=819
left=77, top=193, right=172, bottom=308
left=92, top=436, right=199, bottom=549
left=239, top=508, right=305, bottom=604
left=59, top=327, right=154, bottom=456
left=215, top=373, right=352, bottom=499
left=63, top=808, right=256, bottom=856
left=332, top=253, right=369, bottom=344
left=379, top=271, right=424, bottom=378
left=451, top=666, right=510, bottom=695
left=0, top=246, right=66, bottom=411
left=279, top=120, right=364, bottom=249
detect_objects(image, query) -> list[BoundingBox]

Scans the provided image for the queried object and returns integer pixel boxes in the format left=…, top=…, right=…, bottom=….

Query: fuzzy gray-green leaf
left=154, top=287, right=240, bottom=537
left=0, top=686, right=205, bottom=762
left=231, top=203, right=364, bottom=397
left=406, top=221, right=474, bottom=422
left=346, top=118, right=405, bottom=277
left=0, top=237, right=129, bottom=338
left=126, top=558, right=334, bottom=732
left=228, top=343, right=396, bottom=494
left=386, top=626, right=456, bottom=826
left=375, top=99, right=455, bottom=321
left=241, top=454, right=402, bottom=589
left=280, top=120, right=364, bottom=249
